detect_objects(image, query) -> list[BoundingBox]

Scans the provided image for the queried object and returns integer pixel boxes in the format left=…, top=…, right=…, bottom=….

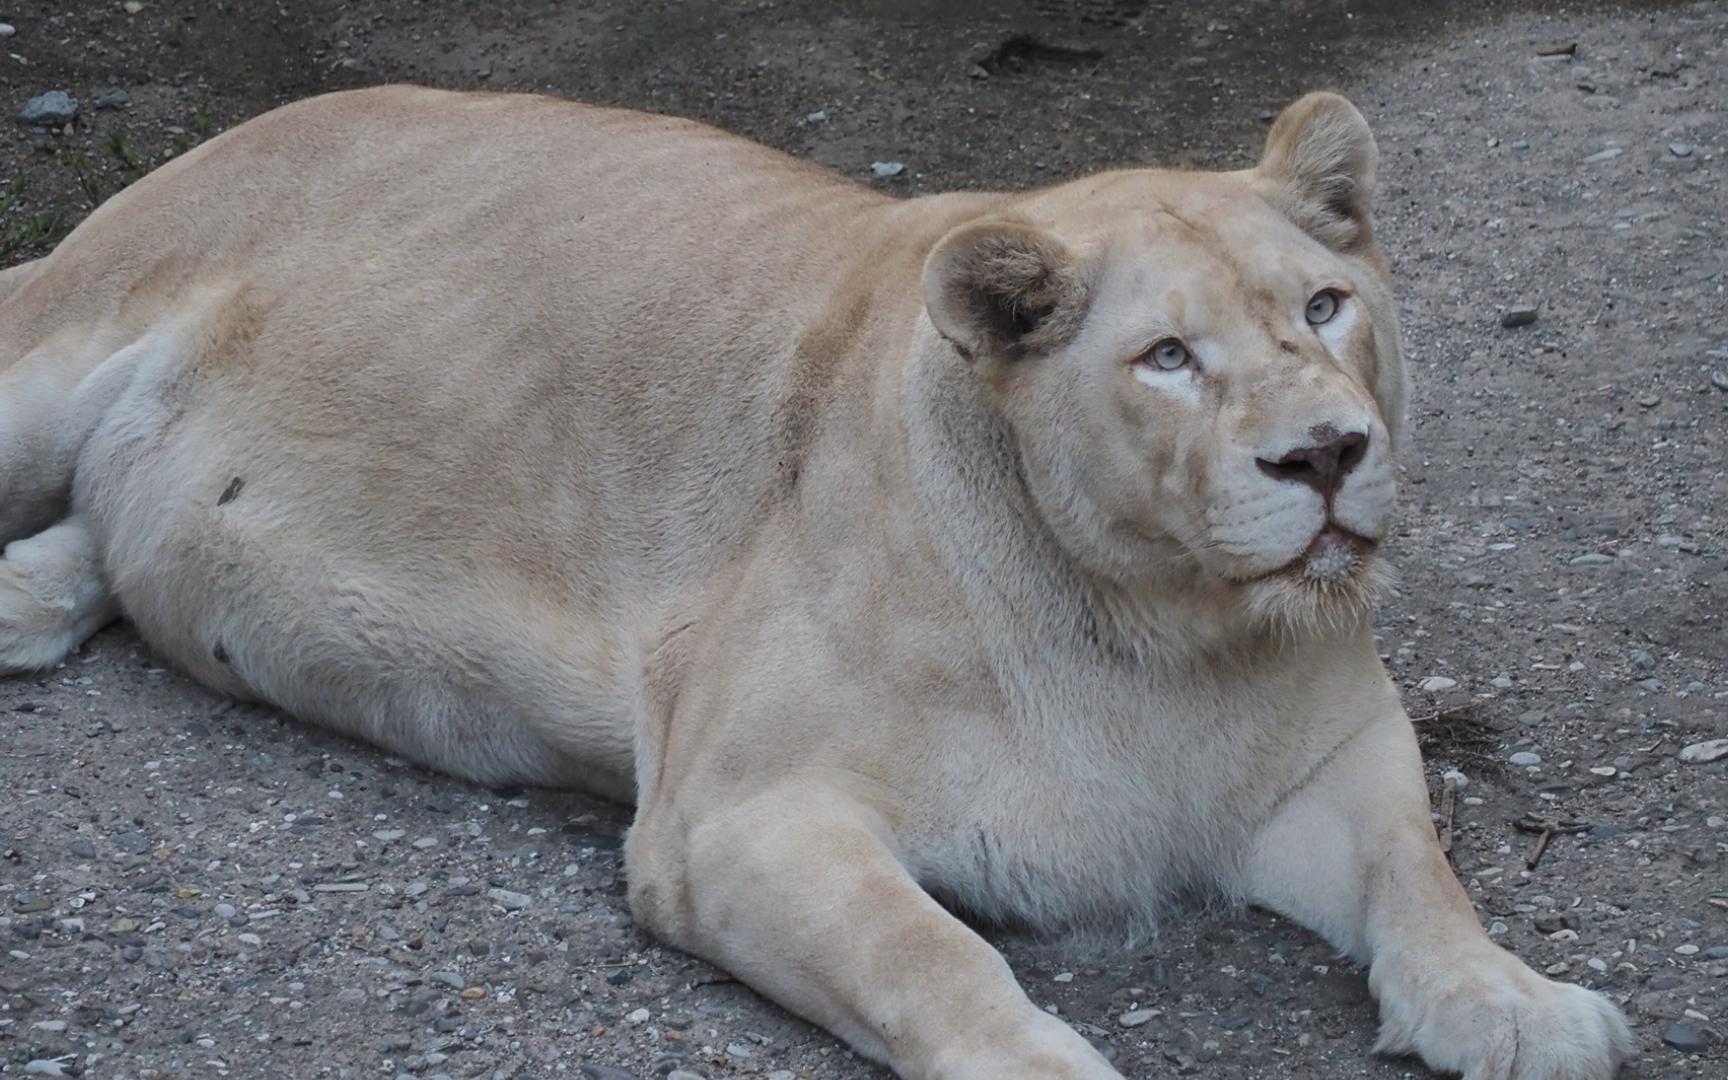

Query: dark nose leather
left=1256, top=426, right=1368, bottom=500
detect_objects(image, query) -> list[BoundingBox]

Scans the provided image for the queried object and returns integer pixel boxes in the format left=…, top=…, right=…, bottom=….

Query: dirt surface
left=3, top=1, right=1726, bottom=1078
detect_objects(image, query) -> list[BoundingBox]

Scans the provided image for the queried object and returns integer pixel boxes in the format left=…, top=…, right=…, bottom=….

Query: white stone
left=1418, top=676, right=1458, bottom=692
left=1678, top=738, right=1728, bottom=764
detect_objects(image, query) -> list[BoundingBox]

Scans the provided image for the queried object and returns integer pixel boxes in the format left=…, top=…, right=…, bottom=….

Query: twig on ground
left=1526, top=828, right=1554, bottom=870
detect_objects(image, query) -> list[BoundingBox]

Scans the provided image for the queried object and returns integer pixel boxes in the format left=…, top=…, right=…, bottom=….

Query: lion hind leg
left=0, top=515, right=119, bottom=674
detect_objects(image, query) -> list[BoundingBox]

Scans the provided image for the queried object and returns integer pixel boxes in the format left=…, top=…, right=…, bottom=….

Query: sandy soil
left=2, top=1, right=1724, bottom=1078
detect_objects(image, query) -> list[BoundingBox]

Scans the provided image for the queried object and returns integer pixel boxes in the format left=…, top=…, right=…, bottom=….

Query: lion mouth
left=1299, top=525, right=1374, bottom=582
left=1237, top=524, right=1377, bottom=587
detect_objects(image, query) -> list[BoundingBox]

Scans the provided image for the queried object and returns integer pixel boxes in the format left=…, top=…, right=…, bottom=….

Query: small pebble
left=1668, top=142, right=1693, bottom=157
left=0, top=24, right=14, bottom=39
left=626, top=1007, right=651, bottom=1024
left=1500, top=305, right=1539, bottom=328
left=1509, top=751, right=1543, bottom=767
left=488, top=887, right=532, bottom=910
left=93, top=89, right=131, bottom=110
left=214, top=903, right=237, bottom=919
left=870, top=161, right=905, bottom=177
left=1582, top=146, right=1623, bottom=162
left=1119, top=1008, right=1160, bottom=1027
left=1441, top=769, right=1469, bottom=790
left=1418, top=676, right=1458, bottom=692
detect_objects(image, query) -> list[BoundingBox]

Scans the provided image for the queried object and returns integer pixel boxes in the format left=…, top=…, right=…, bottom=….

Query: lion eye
left=1146, top=339, right=1191, bottom=371
left=1306, top=290, right=1340, bottom=325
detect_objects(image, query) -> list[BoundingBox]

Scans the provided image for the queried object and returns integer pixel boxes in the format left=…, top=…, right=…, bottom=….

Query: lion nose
left=1256, top=425, right=1368, bottom=500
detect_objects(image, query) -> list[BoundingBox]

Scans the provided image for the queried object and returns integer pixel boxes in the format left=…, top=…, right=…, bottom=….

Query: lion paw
left=1372, top=950, right=1633, bottom=1080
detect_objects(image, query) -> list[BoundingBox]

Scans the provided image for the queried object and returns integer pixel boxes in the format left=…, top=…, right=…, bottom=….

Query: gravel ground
left=2, top=1, right=1725, bottom=1078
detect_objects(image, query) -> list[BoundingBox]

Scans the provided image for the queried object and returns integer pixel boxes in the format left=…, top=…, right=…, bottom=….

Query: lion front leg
left=626, top=778, right=1120, bottom=1080
left=1243, top=713, right=1633, bottom=1079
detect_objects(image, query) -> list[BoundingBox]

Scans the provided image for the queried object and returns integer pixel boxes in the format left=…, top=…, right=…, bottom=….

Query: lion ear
left=1255, top=92, right=1378, bottom=253
left=922, top=218, right=1091, bottom=361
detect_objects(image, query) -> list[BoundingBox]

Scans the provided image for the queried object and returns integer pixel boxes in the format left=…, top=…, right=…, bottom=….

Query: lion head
left=923, top=93, right=1405, bottom=636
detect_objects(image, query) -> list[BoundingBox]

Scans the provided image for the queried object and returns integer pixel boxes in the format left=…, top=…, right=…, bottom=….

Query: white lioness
left=0, top=87, right=1630, bottom=1078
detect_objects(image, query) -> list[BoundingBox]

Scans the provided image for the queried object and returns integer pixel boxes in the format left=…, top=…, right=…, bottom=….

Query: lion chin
left=1241, top=544, right=1397, bottom=638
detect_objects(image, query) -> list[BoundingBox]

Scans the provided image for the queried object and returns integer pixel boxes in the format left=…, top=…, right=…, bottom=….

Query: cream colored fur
left=0, top=87, right=1630, bottom=1079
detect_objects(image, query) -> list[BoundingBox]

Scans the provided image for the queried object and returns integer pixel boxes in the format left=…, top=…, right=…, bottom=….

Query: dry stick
left=1526, top=828, right=1555, bottom=870
left=1437, top=776, right=1458, bottom=857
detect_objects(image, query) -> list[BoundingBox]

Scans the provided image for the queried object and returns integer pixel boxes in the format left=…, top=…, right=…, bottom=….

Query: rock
left=1660, top=1022, right=1712, bottom=1053
left=1581, top=146, right=1623, bottom=163
left=1119, top=1008, right=1161, bottom=1027
left=66, top=840, right=96, bottom=859
left=1569, top=553, right=1614, bottom=566
left=488, top=887, right=532, bottom=910
left=1705, top=946, right=1728, bottom=960
left=337, top=987, right=366, bottom=1005
left=579, top=1068, right=640, bottom=1080
left=1491, top=674, right=1515, bottom=689
left=1418, top=676, right=1457, bottom=692
left=93, top=89, right=130, bottom=111
left=1678, top=739, right=1728, bottom=764
left=667, top=1073, right=705, bottom=1080
left=123, top=1, right=145, bottom=12
left=1509, top=751, right=1543, bottom=767
left=18, top=91, right=78, bottom=127
left=0, top=24, right=14, bottom=39
left=725, top=1042, right=754, bottom=1060
left=24, top=1062, right=71, bottom=1078
left=625, top=1007, right=651, bottom=1024
left=1635, top=394, right=1660, bottom=409
left=1668, top=142, right=1693, bottom=158
left=1500, top=305, right=1539, bottom=328
left=1628, top=648, right=1655, bottom=670
left=870, top=161, right=905, bottom=177
left=214, top=902, right=237, bottom=919
left=112, top=830, right=150, bottom=855
left=804, top=110, right=827, bottom=124
left=1712, top=370, right=1728, bottom=393
left=1518, top=710, right=1548, bottom=726
left=1441, top=768, right=1469, bottom=790
left=32, top=1020, right=67, bottom=1033
left=372, top=829, right=406, bottom=842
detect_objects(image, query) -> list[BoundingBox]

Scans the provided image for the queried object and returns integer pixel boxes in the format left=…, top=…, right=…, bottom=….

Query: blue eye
left=1148, top=339, right=1190, bottom=370
left=1306, top=290, right=1340, bottom=325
